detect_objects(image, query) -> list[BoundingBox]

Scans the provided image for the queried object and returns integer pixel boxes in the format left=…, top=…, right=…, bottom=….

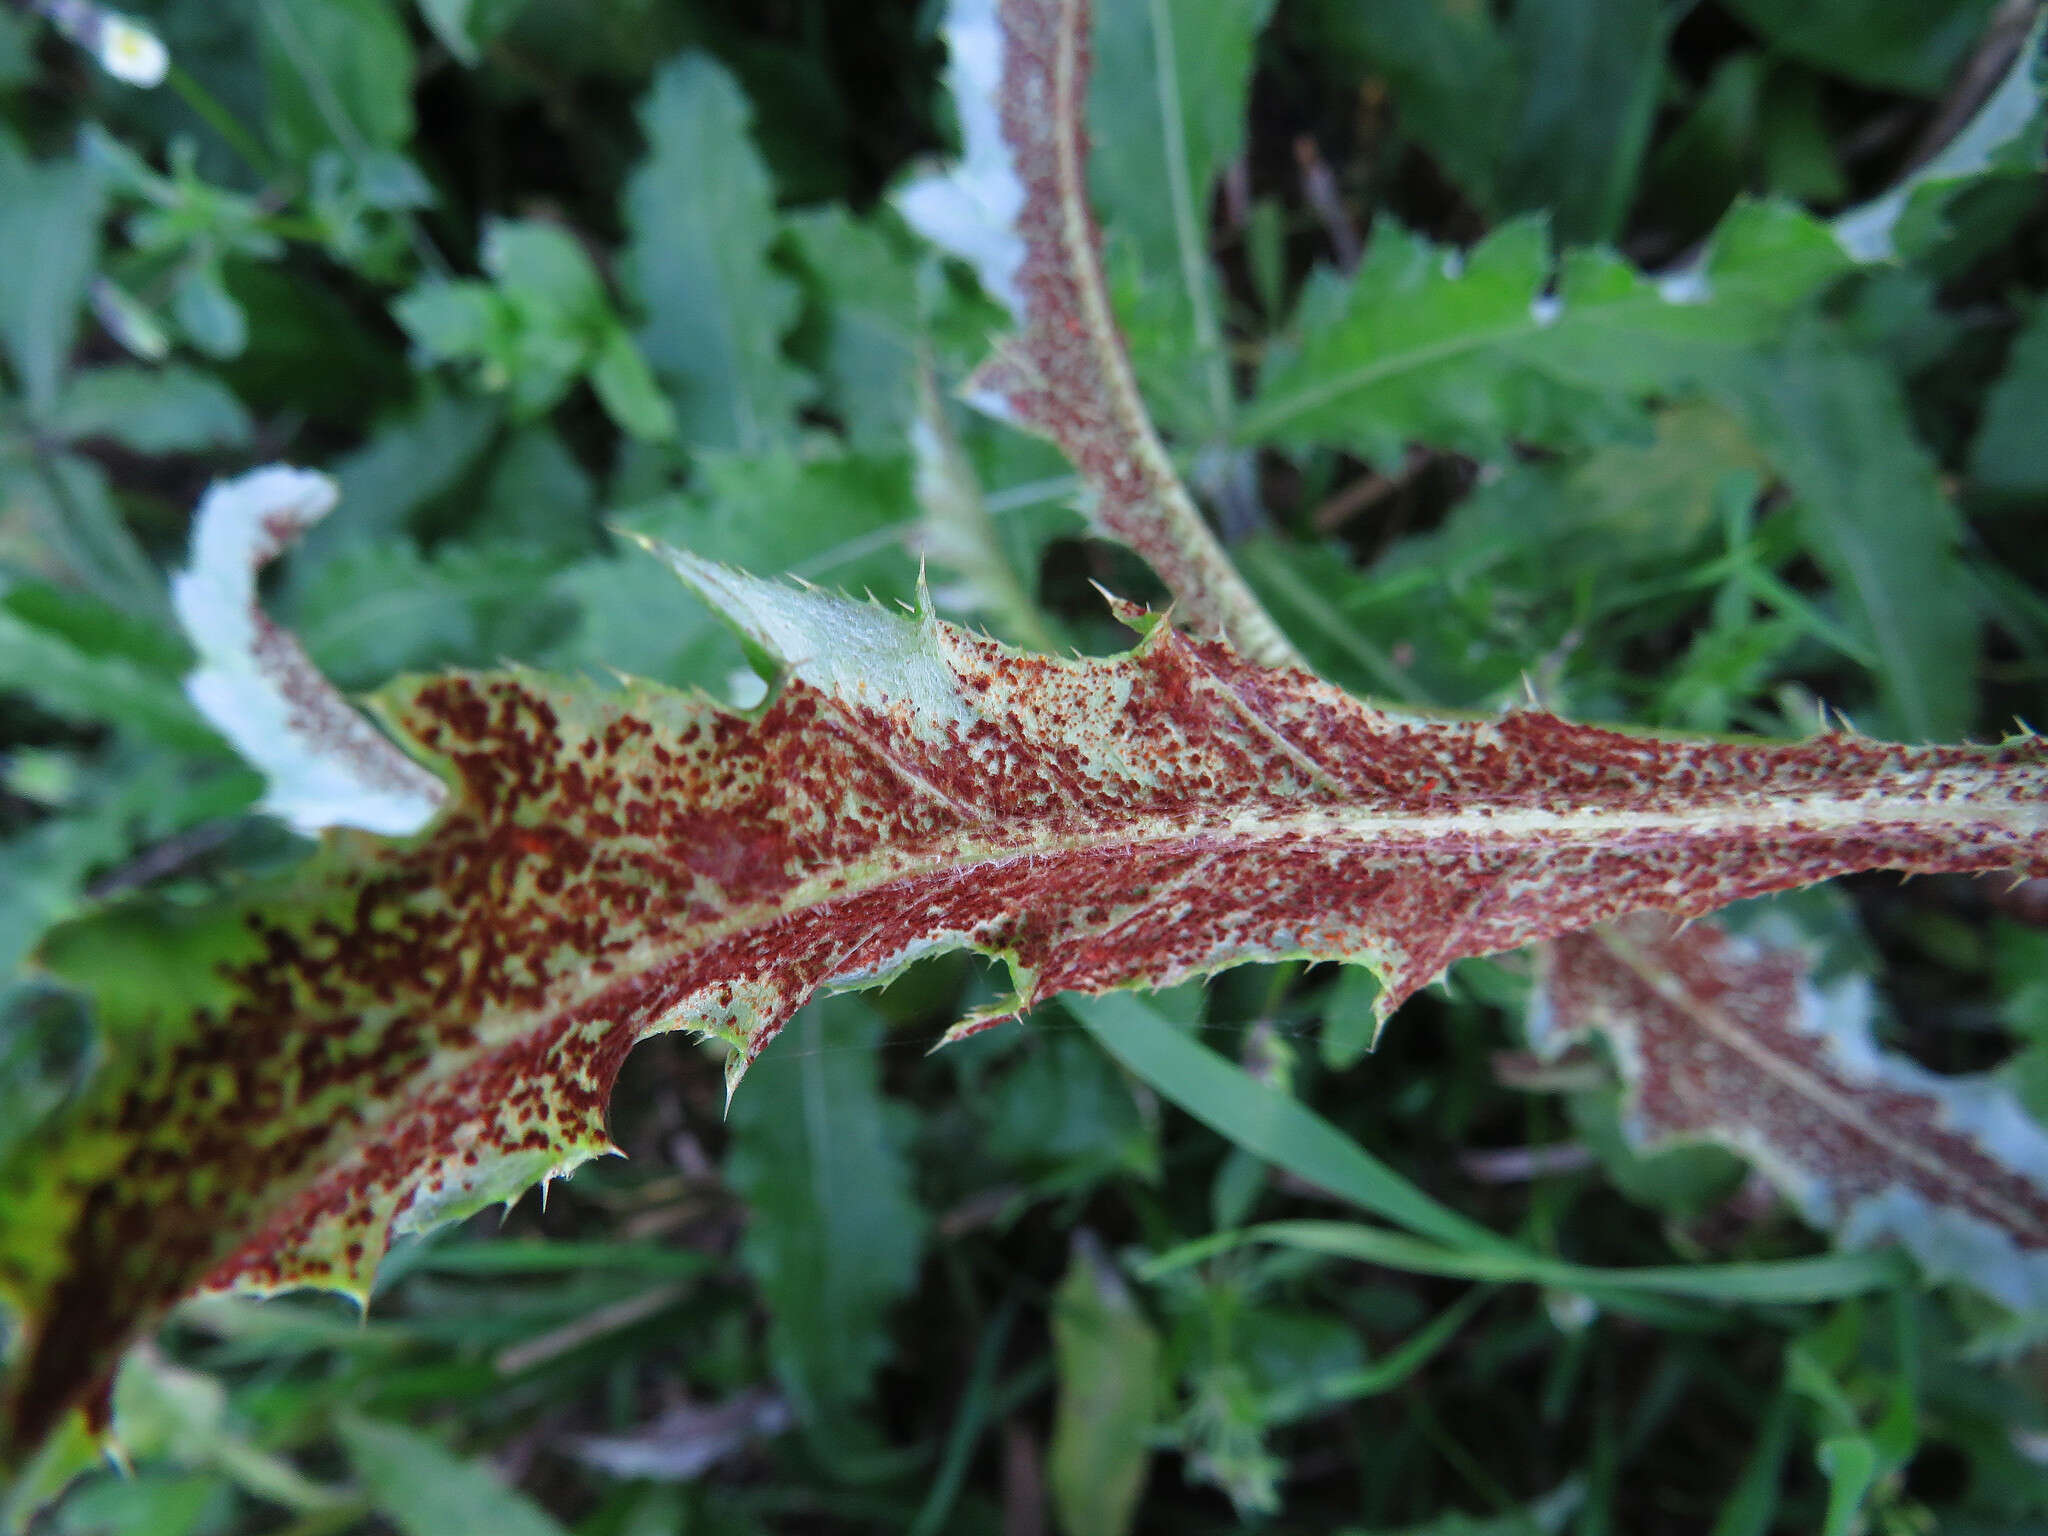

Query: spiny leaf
left=1533, top=913, right=2048, bottom=1315
left=1087, top=0, right=1273, bottom=442
left=1240, top=201, right=1852, bottom=464
left=1971, top=293, right=2048, bottom=498
left=622, top=53, right=811, bottom=454
left=724, top=998, right=925, bottom=1419
left=1049, top=1232, right=1159, bottom=1536
left=8, top=543, right=2048, bottom=1461
left=896, top=0, right=1298, bottom=667
left=1712, top=318, right=1977, bottom=742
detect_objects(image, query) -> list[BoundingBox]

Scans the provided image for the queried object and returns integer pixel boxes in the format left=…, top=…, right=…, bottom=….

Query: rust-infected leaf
left=6, top=549, right=2048, bottom=1463
left=897, top=0, right=1298, bottom=667
left=1534, top=913, right=2048, bottom=1313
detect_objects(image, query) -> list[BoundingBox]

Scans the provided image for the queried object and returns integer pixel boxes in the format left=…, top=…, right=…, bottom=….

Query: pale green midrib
left=1235, top=271, right=1781, bottom=444
left=1235, top=312, right=1543, bottom=442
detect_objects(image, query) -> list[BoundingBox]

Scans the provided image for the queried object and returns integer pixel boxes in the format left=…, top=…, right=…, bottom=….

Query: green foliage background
left=5, top=0, right=2048, bottom=1531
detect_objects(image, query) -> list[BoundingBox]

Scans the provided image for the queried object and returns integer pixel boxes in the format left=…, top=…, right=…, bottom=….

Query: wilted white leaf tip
left=892, top=0, right=1027, bottom=316
left=174, top=465, right=445, bottom=837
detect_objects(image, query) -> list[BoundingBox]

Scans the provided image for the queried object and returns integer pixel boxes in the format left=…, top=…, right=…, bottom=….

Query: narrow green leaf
left=49, top=366, right=253, bottom=455
left=1816, top=1433, right=1880, bottom=1536
left=1089, top=0, right=1273, bottom=439
left=1, top=453, right=164, bottom=620
left=414, top=0, right=532, bottom=65
left=0, top=806, right=132, bottom=978
left=622, top=53, right=811, bottom=453
left=397, top=1239, right=710, bottom=1280
left=0, top=11, right=29, bottom=88
left=1499, top=0, right=1666, bottom=243
left=587, top=328, right=676, bottom=443
left=1049, top=1235, right=1159, bottom=1536
left=1714, top=321, right=1976, bottom=740
left=1973, top=296, right=2048, bottom=497
left=1069, top=992, right=1513, bottom=1255
left=258, top=0, right=417, bottom=165
left=908, top=1306, right=1018, bottom=1536
left=0, top=601, right=220, bottom=752
left=724, top=998, right=926, bottom=1419
left=1289, top=0, right=1516, bottom=214
left=783, top=207, right=920, bottom=446
left=337, top=1416, right=569, bottom=1536
left=1723, top=0, right=1995, bottom=95
left=170, top=262, right=247, bottom=360
left=1709, top=1388, right=1795, bottom=1536
left=0, top=146, right=103, bottom=414
left=1142, top=1221, right=1912, bottom=1306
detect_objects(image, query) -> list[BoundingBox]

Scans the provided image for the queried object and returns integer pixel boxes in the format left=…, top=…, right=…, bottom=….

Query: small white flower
left=97, top=14, right=167, bottom=85
left=37, top=2, right=169, bottom=88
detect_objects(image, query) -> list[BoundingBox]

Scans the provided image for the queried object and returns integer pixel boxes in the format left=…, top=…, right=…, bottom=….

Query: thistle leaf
left=1049, top=1232, right=1159, bottom=1536
left=7, top=542, right=2048, bottom=1462
left=1711, top=319, right=1977, bottom=742
left=1241, top=201, right=1853, bottom=465
left=622, top=54, right=811, bottom=454
left=1533, top=913, right=2048, bottom=1315
left=896, top=0, right=1298, bottom=666
left=1087, top=0, right=1273, bottom=442
left=724, top=999, right=925, bottom=1419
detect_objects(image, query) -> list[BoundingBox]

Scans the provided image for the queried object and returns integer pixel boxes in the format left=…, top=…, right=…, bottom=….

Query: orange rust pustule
left=7, top=620, right=2048, bottom=1457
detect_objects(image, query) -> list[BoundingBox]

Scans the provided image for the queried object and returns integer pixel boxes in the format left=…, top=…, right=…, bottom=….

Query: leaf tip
left=935, top=1003, right=1023, bottom=1051
left=1089, top=583, right=1183, bottom=646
